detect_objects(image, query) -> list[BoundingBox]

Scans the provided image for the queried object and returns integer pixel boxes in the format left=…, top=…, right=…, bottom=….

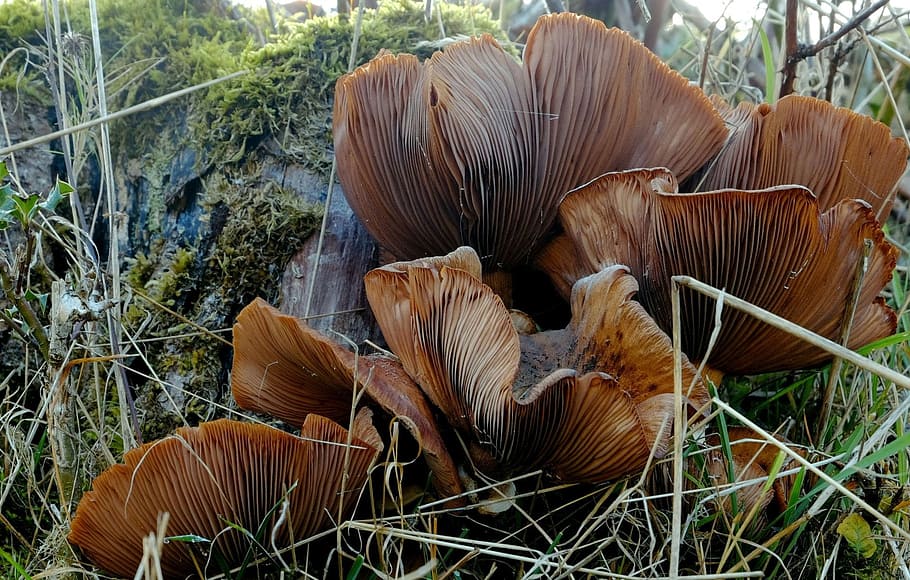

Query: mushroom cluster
left=334, top=11, right=727, bottom=297
left=336, top=12, right=907, bottom=379
left=70, top=10, right=909, bottom=577
left=231, top=11, right=905, bottom=504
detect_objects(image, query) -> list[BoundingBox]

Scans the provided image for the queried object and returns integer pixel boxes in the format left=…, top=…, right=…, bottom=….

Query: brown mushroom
left=691, top=95, right=909, bottom=219
left=333, top=13, right=726, bottom=282
left=540, top=168, right=897, bottom=375
left=69, top=411, right=381, bottom=579
left=231, top=298, right=464, bottom=499
left=691, top=426, right=805, bottom=526
left=363, top=246, right=709, bottom=482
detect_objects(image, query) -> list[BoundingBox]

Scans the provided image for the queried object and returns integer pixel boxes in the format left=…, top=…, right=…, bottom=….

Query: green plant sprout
left=0, top=160, right=72, bottom=360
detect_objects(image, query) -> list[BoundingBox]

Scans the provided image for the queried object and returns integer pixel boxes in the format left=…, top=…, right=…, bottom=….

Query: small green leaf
left=164, top=534, right=211, bottom=544
left=23, top=289, right=49, bottom=313
left=345, top=554, right=364, bottom=580
left=837, top=513, right=876, bottom=558
left=0, top=161, right=8, bottom=181
left=40, top=179, right=73, bottom=213
left=12, top=192, right=40, bottom=224
left=0, top=182, right=15, bottom=226
left=762, top=449, right=787, bottom=495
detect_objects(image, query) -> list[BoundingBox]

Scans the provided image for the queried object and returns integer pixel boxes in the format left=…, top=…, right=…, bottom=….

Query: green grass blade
left=758, top=23, right=776, bottom=104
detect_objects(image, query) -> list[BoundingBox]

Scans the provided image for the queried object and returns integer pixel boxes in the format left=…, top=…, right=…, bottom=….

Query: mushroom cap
left=544, top=168, right=897, bottom=375
left=231, top=298, right=464, bottom=499
left=691, top=95, right=909, bottom=218
left=232, top=297, right=358, bottom=424
left=364, top=246, right=708, bottom=483
left=68, top=413, right=380, bottom=578
left=333, top=12, right=726, bottom=268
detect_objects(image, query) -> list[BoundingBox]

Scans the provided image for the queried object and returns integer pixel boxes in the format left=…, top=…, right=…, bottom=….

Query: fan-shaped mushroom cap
left=693, top=426, right=804, bottom=523
left=364, top=246, right=708, bottom=482
left=69, top=413, right=380, bottom=579
left=692, top=95, right=909, bottom=218
left=231, top=298, right=463, bottom=499
left=544, top=168, right=897, bottom=375
left=334, top=12, right=726, bottom=269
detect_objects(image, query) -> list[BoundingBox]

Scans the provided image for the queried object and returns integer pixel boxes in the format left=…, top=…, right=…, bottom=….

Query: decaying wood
left=273, top=164, right=380, bottom=345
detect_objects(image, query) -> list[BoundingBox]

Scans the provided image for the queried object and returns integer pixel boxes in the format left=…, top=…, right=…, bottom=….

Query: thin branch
left=0, top=70, right=247, bottom=158
left=780, top=0, right=800, bottom=97
left=0, top=257, right=50, bottom=360
left=800, top=0, right=890, bottom=59
left=780, top=0, right=890, bottom=98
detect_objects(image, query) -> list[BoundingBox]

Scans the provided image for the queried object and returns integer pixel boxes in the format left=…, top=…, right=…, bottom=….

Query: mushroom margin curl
left=69, top=411, right=381, bottom=579
left=333, top=12, right=727, bottom=272
left=538, top=168, right=897, bottom=376
left=231, top=297, right=464, bottom=499
left=364, top=246, right=709, bottom=483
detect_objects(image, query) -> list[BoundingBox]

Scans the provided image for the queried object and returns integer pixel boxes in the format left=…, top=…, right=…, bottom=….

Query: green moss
left=123, top=243, right=196, bottom=326
left=120, top=160, right=321, bottom=437
left=4, top=0, right=507, bottom=170
left=202, top=164, right=322, bottom=307
left=0, top=0, right=250, bottom=157
left=195, top=0, right=509, bottom=174
left=0, top=0, right=43, bottom=54
left=0, top=0, right=51, bottom=103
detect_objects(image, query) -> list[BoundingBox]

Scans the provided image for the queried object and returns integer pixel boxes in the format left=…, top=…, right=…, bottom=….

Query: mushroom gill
left=333, top=12, right=727, bottom=273
left=231, top=298, right=463, bottom=499
left=68, top=412, right=381, bottom=579
left=692, top=95, right=909, bottom=218
left=541, top=168, right=897, bottom=375
left=364, top=246, right=708, bottom=483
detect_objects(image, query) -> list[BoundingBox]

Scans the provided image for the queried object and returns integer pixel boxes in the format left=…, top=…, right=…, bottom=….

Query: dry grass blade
left=671, top=275, right=910, bottom=543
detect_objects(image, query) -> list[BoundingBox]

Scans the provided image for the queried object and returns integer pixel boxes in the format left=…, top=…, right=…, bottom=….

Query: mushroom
left=363, top=246, right=709, bottom=482
left=691, top=95, right=909, bottom=219
left=231, top=298, right=464, bottom=499
left=691, top=426, right=805, bottom=527
left=333, top=12, right=727, bottom=297
left=68, top=411, right=381, bottom=579
left=539, top=168, right=897, bottom=375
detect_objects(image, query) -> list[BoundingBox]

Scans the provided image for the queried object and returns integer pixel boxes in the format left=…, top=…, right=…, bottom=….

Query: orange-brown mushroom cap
left=231, top=298, right=464, bottom=499
left=364, top=246, right=708, bottom=483
left=333, top=13, right=726, bottom=269
left=69, top=413, right=380, bottom=579
left=692, top=426, right=805, bottom=523
left=691, top=95, right=909, bottom=218
left=544, top=168, right=897, bottom=375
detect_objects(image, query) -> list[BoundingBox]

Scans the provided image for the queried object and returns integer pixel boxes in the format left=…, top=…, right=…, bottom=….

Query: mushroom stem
left=701, top=365, right=725, bottom=387
left=482, top=269, right=512, bottom=307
